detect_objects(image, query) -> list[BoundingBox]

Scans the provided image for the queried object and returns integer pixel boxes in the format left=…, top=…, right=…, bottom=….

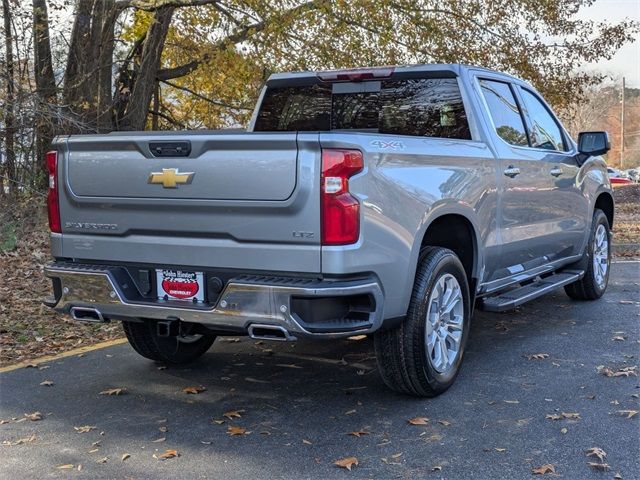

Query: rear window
left=254, top=78, right=471, bottom=139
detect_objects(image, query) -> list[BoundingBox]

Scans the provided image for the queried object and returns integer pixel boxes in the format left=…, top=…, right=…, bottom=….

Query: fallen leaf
left=275, top=363, right=303, bottom=369
left=532, top=464, right=556, bottom=475
left=74, top=425, right=96, bottom=434
left=97, top=457, right=108, bottom=464
left=157, top=365, right=167, bottom=370
left=152, top=437, right=166, bottom=443
left=159, top=426, right=168, bottom=433
left=344, top=409, right=356, bottom=415
left=612, top=335, right=626, bottom=341
left=182, top=386, right=205, bottom=394
left=212, top=419, right=225, bottom=425
left=348, top=335, right=367, bottom=341
left=587, top=462, right=610, bottom=471
left=223, top=409, right=244, bottom=420
left=408, top=417, right=429, bottom=425
left=302, top=439, right=313, bottom=445
left=597, top=365, right=638, bottom=377
left=619, top=300, right=634, bottom=304
left=40, top=380, right=54, bottom=386
left=348, top=430, right=370, bottom=437
left=100, top=388, right=125, bottom=396
left=227, top=426, right=248, bottom=436
left=432, top=465, right=442, bottom=472
left=88, top=448, right=99, bottom=454
left=57, top=464, right=74, bottom=470
left=2, top=434, right=36, bottom=446
left=546, top=412, right=580, bottom=421
left=616, top=410, right=638, bottom=419
left=614, top=473, right=623, bottom=479
left=526, top=353, right=549, bottom=360
left=585, top=447, right=607, bottom=462
left=561, top=412, right=580, bottom=420
left=24, top=412, right=42, bottom=421
left=494, top=448, right=506, bottom=452
left=334, top=457, right=358, bottom=471
left=560, top=427, right=568, bottom=434
left=121, top=453, right=130, bottom=461
left=200, top=440, right=212, bottom=445
left=157, top=449, right=179, bottom=460
left=437, top=420, right=452, bottom=426
left=391, top=453, right=403, bottom=459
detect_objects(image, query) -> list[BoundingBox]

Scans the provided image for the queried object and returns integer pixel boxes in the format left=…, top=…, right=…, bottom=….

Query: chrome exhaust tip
left=247, top=323, right=296, bottom=342
left=70, top=306, right=107, bottom=323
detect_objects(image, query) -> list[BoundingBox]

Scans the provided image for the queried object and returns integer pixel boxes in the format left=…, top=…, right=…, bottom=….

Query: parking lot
left=1, top=262, right=638, bottom=479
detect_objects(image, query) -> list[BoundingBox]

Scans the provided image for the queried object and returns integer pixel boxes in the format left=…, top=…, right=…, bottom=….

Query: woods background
left=1, top=0, right=639, bottom=195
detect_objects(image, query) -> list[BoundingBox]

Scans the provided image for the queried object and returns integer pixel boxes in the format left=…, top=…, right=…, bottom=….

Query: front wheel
left=374, top=247, right=471, bottom=397
left=564, top=209, right=611, bottom=300
left=122, top=320, right=215, bottom=364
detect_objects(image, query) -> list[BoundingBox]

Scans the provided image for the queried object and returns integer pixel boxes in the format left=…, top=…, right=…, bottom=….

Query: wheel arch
left=594, top=191, right=614, bottom=230
left=399, top=206, right=483, bottom=317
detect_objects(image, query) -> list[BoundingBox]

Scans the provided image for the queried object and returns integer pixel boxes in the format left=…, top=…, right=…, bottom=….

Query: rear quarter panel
left=320, top=133, right=500, bottom=319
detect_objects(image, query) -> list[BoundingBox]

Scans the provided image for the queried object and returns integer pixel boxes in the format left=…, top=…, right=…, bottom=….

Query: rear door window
left=479, top=79, right=529, bottom=147
left=519, top=88, right=567, bottom=151
left=255, top=78, right=471, bottom=139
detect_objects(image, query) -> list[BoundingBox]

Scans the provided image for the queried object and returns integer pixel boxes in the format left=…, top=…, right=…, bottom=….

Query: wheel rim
left=425, top=273, right=464, bottom=374
left=592, top=223, right=609, bottom=289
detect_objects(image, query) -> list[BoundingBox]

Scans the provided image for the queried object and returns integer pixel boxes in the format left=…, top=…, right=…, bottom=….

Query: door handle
left=503, top=166, right=520, bottom=178
left=550, top=166, right=563, bottom=177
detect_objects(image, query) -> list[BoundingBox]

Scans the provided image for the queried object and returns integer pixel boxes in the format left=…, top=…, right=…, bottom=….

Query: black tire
left=122, top=319, right=215, bottom=364
left=564, top=209, right=611, bottom=300
left=374, top=247, right=471, bottom=397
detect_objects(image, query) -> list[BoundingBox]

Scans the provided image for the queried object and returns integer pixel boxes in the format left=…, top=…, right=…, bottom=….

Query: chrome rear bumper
left=44, top=263, right=384, bottom=339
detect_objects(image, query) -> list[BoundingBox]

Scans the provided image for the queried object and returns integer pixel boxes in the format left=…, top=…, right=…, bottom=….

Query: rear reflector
left=317, top=67, right=395, bottom=83
left=46, top=151, right=61, bottom=233
left=321, top=149, right=363, bottom=245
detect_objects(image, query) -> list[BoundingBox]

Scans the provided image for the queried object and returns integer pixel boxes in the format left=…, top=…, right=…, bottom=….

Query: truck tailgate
left=55, top=132, right=321, bottom=273
left=66, top=133, right=297, bottom=201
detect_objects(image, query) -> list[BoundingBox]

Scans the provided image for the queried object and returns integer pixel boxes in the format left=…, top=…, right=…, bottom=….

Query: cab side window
left=479, top=79, right=528, bottom=147
left=519, top=89, right=567, bottom=151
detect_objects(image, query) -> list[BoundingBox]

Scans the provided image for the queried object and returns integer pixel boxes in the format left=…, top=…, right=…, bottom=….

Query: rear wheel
left=564, top=209, right=611, bottom=300
left=122, top=320, right=215, bottom=364
left=374, top=247, right=471, bottom=397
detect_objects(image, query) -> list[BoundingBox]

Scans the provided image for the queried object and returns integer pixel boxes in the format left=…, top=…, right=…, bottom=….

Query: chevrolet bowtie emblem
left=147, top=168, right=195, bottom=188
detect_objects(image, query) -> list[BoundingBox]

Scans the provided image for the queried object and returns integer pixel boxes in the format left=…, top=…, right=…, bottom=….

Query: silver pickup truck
left=44, top=64, right=614, bottom=397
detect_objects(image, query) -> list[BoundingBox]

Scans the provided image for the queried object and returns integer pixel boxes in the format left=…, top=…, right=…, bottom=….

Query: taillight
left=46, top=150, right=61, bottom=233
left=321, top=149, right=363, bottom=245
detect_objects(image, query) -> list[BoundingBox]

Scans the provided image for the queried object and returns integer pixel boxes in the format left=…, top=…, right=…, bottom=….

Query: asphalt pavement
left=1, top=262, right=638, bottom=479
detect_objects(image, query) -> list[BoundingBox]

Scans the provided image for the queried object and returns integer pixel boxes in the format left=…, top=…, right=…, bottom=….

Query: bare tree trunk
left=118, top=6, right=174, bottom=131
left=33, top=0, right=57, bottom=187
left=152, top=81, right=159, bottom=130
left=2, top=0, right=16, bottom=194
left=63, top=0, right=93, bottom=119
left=96, top=0, right=118, bottom=133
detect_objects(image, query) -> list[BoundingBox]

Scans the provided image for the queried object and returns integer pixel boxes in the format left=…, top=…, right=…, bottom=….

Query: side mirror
left=577, top=131, right=610, bottom=157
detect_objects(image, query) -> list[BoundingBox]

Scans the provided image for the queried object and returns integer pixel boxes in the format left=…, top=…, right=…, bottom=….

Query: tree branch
left=156, top=1, right=319, bottom=81
left=161, top=79, right=252, bottom=110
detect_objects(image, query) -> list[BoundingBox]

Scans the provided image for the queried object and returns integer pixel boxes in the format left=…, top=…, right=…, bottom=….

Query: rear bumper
left=44, top=262, right=384, bottom=339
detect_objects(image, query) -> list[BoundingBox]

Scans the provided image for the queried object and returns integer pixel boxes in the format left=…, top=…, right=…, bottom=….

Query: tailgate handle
left=149, top=141, right=191, bottom=157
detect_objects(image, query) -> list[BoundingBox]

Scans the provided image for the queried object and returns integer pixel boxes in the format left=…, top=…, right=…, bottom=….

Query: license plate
left=156, top=269, right=204, bottom=302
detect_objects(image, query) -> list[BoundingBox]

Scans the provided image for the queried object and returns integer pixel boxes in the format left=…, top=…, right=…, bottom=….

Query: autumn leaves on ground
left=0, top=185, right=639, bottom=367
left=0, top=197, right=121, bottom=366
